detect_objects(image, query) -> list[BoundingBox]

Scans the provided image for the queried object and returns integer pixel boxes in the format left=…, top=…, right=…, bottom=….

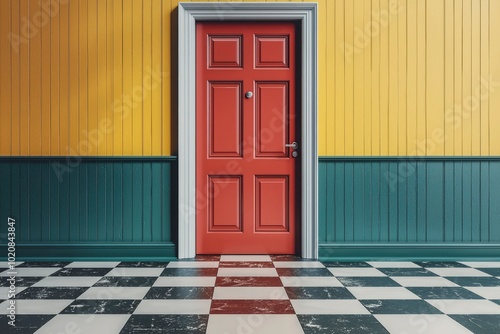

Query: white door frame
left=178, top=2, right=318, bottom=259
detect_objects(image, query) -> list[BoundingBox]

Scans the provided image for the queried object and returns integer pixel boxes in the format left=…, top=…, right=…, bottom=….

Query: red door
left=196, top=22, right=298, bottom=254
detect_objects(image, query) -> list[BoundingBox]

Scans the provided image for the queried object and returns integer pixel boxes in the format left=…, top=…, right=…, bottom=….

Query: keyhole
left=245, top=91, right=253, bottom=99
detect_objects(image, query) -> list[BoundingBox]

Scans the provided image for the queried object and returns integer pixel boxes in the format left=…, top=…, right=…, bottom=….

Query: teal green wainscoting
left=318, top=157, right=500, bottom=260
left=0, top=157, right=177, bottom=261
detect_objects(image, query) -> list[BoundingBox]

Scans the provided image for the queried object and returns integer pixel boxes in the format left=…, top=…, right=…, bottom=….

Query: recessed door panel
left=197, top=22, right=298, bottom=254
left=256, top=82, right=288, bottom=157
left=255, top=36, right=289, bottom=68
left=209, top=176, right=242, bottom=232
left=209, top=36, right=242, bottom=68
left=256, top=176, right=289, bottom=232
left=209, top=82, right=242, bottom=157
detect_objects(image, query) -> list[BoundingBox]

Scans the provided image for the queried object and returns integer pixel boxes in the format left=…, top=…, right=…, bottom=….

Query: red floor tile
left=219, top=261, right=275, bottom=268
left=215, top=276, right=283, bottom=287
left=210, top=299, right=295, bottom=314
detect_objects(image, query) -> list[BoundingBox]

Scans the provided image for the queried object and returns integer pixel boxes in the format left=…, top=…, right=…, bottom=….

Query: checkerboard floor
left=2, top=256, right=500, bottom=333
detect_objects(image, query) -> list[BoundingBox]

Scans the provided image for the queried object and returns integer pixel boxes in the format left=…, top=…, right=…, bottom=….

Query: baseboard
left=4, top=243, right=177, bottom=261
left=319, top=243, right=500, bottom=261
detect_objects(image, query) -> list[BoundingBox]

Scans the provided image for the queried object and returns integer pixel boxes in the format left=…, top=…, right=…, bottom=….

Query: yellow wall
left=1, top=0, right=499, bottom=156
left=317, top=0, right=500, bottom=156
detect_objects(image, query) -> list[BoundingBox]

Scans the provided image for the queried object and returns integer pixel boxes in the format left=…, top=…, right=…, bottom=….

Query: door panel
left=256, top=176, right=289, bottom=232
left=255, top=36, right=289, bottom=68
left=209, top=35, right=243, bottom=68
left=209, top=82, right=242, bottom=157
left=255, top=82, right=289, bottom=157
left=196, top=22, right=298, bottom=254
left=208, top=176, right=242, bottom=232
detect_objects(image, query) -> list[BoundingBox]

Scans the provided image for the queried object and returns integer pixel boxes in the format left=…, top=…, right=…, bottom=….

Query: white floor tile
left=0, top=300, right=72, bottom=315
left=77, top=287, right=150, bottom=300
left=167, top=261, right=219, bottom=268
left=291, top=300, right=370, bottom=314
left=213, top=287, right=288, bottom=300
left=273, top=261, right=325, bottom=268
left=280, top=276, right=343, bottom=287
left=217, top=268, right=278, bottom=277
left=220, top=255, right=272, bottom=262
left=347, top=287, right=421, bottom=300
left=0, top=262, right=23, bottom=268
left=426, top=299, right=500, bottom=314
left=105, top=267, right=164, bottom=277
left=64, top=261, right=120, bottom=268
left=328, top=267, right=386, bottom=277
left=134, top=300, right=211, bottom=314
left=375, top=314, right=473, bottom=334
left=35, top=314, right=130, bottom=334
left=465, top=287, right=500, bottom=299
left=32, top=277, right=101, bottom=287
left=0, top=268, right=60, bottom=277
left=153, top=276, right=216, bottom=287
left=391, top=277, right=459, bottom=287
left=459, top=262, right=500, bottom=268
left=427, top=268, right=492, bottom=277
left=0, top=287, right=27, bottom=298
left=367, top=261, right=422, bottom=268
left=206, top=314, right=304, bottom=334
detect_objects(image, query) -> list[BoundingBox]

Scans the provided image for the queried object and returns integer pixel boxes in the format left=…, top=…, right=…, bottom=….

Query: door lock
left=245, top=91, right=253, bottom=99
left=285, top=141, right=298, bottom=150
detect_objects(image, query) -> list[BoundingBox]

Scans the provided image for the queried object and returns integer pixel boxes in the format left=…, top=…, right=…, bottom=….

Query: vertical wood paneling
left=151, top=0, right=162, bottom=155
left=0, top=158, right=175, bottom=243
left=491, top=0, right=500, bottom=155
left=41, top=0, right=51, bottom=156
left=0, top=0, right=12, bottom=155
left=0, top=0, right=499, bottom=157
left=11, top=0, right=20, bottom=155
left=426, top=0, right=445, bottom=156
left=132, top=0, right=143, bottom=155
left=319, top=158, right=500, bottom=244
left=334, top=0, right=345, bottom=155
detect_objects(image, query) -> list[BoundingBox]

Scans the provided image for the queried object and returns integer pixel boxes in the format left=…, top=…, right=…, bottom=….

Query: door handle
left=285, top=141, right=298, bottom=150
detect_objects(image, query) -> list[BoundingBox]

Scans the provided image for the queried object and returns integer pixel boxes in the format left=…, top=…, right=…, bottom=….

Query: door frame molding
left=178, top=2, right=318, bottom=259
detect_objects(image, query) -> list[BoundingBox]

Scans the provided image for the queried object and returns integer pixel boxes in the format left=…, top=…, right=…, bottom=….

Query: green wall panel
left=318, top=157, right=500, bottom=247
left=0, top=157, right=177, bottom=260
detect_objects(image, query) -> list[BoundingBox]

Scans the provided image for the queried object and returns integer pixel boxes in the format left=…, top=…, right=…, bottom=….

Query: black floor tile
left=337, top=277, right=401, bottom=287
left=322, top=262, right=373, bottom=268
left=298, top=315, right=389, bottom=334
left=120, top=314, right=208, bottom=333
left=378, top=268, right=437, bottom=276
left=493, top=300, right=500, bottom=306
left=61, top=299, right=141, bottom=314
left=144, top=287, right=214, bottom=299
left=445, top=276, right=500, bottom=287
left=0, top=276, right=44, bottom=287
left=407, top=287, right=484, bottom=299
left=276, top=268, right=334, bottom=277
left=93, top=276, right=157, bottom=287
left=414, top=261, right=468, bottom=268
left=116, top=262, right=169, bottom=268
left=450, top=315, right=500, bottom=334
left=475, top=268, right=500, bottom=276
left=0, top=315, right=55, bottom=333
left=160, top=268, right=218, bottom=276
left=285, top=287, right=355, bottom=299
left=50, top=268, right=113, bottom=277
left=16, top=262, right=70, bottom=268
left=360, top=299, right=443, bottom=314
left=16, top=287, right=88, bottom=299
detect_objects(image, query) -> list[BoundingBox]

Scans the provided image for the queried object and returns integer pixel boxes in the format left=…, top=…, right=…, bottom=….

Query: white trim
left=178, top=2, right=318, bottom=259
